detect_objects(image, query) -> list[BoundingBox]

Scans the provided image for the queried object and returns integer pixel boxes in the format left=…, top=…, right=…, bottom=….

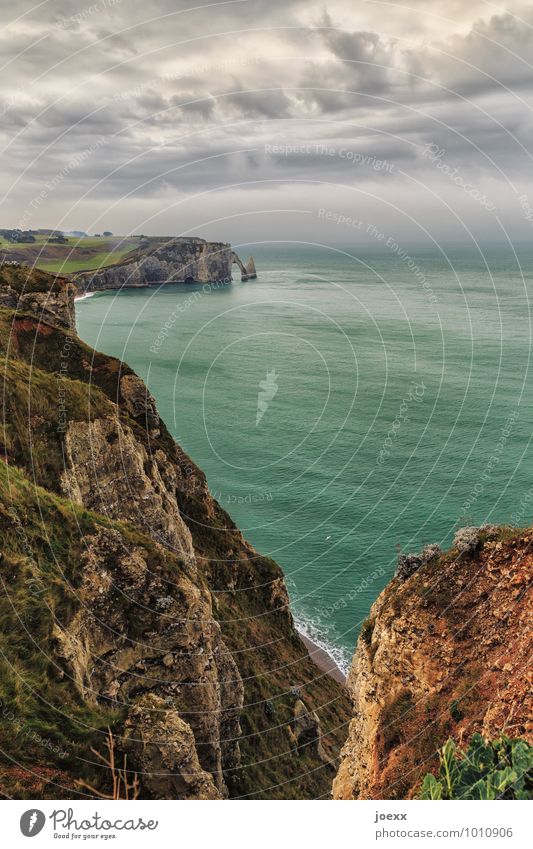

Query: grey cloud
left=423, top=12, right=533, bottom=96
left=174, top=93, right=217, bottom=118
left=316, top=12, right=396, bottom=94
left=0, top=0, right=531, bottom=241
left=224, top=88, right=293, bottom=118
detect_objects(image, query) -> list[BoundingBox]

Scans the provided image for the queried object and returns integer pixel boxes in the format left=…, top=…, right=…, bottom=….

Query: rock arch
left=231, top=251, right=248, bottom=280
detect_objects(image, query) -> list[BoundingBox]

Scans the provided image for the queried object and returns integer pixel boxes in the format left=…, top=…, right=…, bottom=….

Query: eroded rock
left=123, top=694, right=221, bottom=799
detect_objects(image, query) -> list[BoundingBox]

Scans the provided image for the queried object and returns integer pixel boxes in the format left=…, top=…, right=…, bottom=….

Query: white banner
left=2, top=799, right=531, bottom=848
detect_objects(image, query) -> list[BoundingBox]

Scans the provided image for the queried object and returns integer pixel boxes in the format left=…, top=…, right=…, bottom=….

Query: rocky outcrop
left=289, top=698, right=329, bottom=764
left=123, top=694, right=222, bottom=799
left=334, top=529, right=533, bottom=800
left=74, top=237, right=252, bottom=292
left=119, top=373, right=161, bottom=437
left=60, top=416, right=195, bottom=563
left=51, top=527, right=242, bottom=797
left=0, top=263, right=75, bottom=330
left=230, top=251, right=256, bottom=281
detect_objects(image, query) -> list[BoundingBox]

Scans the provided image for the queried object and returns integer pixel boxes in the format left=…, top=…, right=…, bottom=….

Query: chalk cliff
left=73, top=237, right=254, bottom=292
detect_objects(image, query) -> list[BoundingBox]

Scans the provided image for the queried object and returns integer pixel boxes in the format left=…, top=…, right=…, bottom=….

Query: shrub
left=360, top=618, right=374, bottom=646
left=453, top=526, right=481, bottom=555
left=449, top=699, right=464, bottom=722
left=419, top=734, right=533, bottom=799
left=395, top=543, right=442, bottom=580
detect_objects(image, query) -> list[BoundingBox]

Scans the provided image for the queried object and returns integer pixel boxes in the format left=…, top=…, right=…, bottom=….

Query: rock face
left=289, top=699, right=329, bottom=763
left=52, top=527, right=242, bottom=798
left=0, top=264, right=349, bottom=801
left=0, top=263, right=76, bottom=330
left=60, top=416, right=196, bottom=562
left=230, top=251, right=257, bottom=281
left=123, top=694, right=222, bottom=800
left=334, top=530, right=533, bottom=800
left=74, top=237, right=250, bottom=292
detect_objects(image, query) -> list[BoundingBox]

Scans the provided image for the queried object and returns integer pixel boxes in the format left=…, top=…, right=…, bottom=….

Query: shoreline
left=298, top=629, right=347, bottom=686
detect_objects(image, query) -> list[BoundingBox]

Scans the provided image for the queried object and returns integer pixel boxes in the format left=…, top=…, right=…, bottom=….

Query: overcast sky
left=1, top=0, right=533, bottom=246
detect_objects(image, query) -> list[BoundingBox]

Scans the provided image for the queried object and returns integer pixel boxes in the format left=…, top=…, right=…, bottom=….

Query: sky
left=1, top=0, right=533, bottom=246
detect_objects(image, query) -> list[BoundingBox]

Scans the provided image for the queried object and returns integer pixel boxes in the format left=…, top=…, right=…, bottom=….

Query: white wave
left=74, top=291, right=96, bottom=302
left=294, top=614, right=352, bottom=675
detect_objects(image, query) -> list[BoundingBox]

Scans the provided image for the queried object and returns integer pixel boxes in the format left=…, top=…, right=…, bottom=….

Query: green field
left=0, top=235, right=141, bottom=274
left=37, top=245, right=137, bottom=274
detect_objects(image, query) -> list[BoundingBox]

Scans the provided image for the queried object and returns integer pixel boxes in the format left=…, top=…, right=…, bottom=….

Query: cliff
left=0, top=265, right=349, bottom=800
left=333, top=529, right=532, bottom=799
left=73, top=237, right=255, bottom=292
left=0, top=264, right=75, bottom=330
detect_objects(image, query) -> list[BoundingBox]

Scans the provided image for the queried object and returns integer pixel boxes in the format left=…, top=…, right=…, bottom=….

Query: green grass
left=37, top=246, right=135, bottom=274
left=1, top=236, right=140, bottom=275
left=0, top=236, right=125, bottom=249
left=0, top=461, right=124, bottom=788
left=0, top=351, right=113, bottom=490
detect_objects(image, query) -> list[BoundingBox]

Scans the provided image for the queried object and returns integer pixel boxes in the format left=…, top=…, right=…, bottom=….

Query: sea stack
left=245, top=256, right=257, bottom=279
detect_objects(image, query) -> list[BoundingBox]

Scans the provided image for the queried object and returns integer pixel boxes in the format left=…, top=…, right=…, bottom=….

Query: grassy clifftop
left=0, top=235, right=140, bottom=275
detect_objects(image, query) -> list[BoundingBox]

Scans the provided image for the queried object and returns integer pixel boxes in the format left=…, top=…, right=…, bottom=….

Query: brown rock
left=123, top=694, right=221, bottom=799
left=334, top=532, right=533, bottom=800
left=120, top=373, right=160, bottom=437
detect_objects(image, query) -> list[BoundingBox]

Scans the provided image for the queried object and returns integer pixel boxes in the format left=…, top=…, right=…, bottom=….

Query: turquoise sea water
left=76, top=243, right=533, bottom=671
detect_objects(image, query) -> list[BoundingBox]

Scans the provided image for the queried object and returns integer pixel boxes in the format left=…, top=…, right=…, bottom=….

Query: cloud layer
left=1, top=0, right=532, bottom=243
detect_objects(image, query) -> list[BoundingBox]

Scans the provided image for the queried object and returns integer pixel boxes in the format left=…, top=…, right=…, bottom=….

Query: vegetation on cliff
left=0, top=235, right=140, bottom=275
left=0, top=265, right=350, bottom=799
left=419, top=735, right=532, bottom=800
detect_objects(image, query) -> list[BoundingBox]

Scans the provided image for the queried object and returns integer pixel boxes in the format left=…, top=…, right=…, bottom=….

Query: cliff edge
left=333, top=529, right=532, bottom=799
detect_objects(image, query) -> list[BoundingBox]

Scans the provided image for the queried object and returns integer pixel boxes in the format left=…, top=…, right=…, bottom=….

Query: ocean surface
left=76, top=243, right=533, bottom=672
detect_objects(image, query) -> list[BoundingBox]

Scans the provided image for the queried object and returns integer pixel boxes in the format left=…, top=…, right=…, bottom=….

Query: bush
left=453, top=526, right=481, bottom=554
left=449, top=699, right=464, bottom=722
left=360, top=618, right=374, bottom=646
left=395, top=543, right=442, bottom=580
left=419, top=734, right=533, bottom=799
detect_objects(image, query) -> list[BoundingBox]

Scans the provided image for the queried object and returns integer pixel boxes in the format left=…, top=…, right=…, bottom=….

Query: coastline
left=298, top=629, right=347, bottom=685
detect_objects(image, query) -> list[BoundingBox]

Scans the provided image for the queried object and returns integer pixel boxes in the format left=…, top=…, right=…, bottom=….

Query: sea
left=76, top=242, right=533, bottom=673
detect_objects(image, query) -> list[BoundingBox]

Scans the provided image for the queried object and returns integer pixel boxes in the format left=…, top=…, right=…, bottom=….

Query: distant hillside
left=0, top=234, right=141, bottom=274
